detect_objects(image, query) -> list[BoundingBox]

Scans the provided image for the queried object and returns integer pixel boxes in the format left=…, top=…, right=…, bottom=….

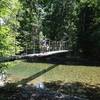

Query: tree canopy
left=0, top=0, right=21, bottom=69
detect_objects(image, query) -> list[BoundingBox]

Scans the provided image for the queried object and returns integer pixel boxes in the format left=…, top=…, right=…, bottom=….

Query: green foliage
left=0, top=0, right=22, bottom=69
left=0, top=0, right=21, bottom=55
left=42, top=0, right=77, bottom=40
left=41, top=0, right=78, bottom=51
left=17, top=0, right=78, bottom=52
left=17, top=0, right=40, bottom=52
left=17, top=0, right=50, bottom=53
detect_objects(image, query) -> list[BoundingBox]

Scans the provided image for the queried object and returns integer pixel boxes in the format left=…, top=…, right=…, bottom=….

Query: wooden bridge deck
left=0, top=50, right=70, bottom=62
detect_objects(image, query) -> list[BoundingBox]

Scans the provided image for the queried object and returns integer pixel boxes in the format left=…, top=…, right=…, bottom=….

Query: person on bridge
left=41, top=39, right=49, bottom=53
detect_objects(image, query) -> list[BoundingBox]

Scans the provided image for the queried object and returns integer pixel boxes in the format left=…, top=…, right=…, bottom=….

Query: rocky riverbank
left=0, top=81, right=100, bottom=100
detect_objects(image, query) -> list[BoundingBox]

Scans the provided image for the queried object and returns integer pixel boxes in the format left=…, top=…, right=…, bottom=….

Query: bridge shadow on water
left=25, top=55, right=100, bottom=67
left=17, top=64, right=59, bottom=85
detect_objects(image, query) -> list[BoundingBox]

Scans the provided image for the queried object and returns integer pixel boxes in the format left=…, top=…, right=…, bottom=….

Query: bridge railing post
left=48, top=40, right=50, bottom=52
left=51, top=40, right=53, bottom=51
left=33, top=40, right=35, bottom=54
left=25, top=40, right=27, bottom=54
left=54, top=41, right=56, bottom=51
left=63, top=41, right=66, bottom=50
left=59, top=41, right=62, bottom=50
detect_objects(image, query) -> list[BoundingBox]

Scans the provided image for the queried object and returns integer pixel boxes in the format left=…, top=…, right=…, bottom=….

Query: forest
left=0, top=0, right=100, bottom=59
left=0, top=0, right=100, bottom=100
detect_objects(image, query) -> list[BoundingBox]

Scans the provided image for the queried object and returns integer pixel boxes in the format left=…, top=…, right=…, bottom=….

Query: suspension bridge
left=0, top=40, right=70, bottom=62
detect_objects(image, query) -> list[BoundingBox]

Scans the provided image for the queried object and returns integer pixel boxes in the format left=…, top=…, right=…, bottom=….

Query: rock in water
left=34, top=82, right=45, bottom=89
left=0, top=70, right=7, bottom=87
left=0, top=81, right=5, bottom=87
